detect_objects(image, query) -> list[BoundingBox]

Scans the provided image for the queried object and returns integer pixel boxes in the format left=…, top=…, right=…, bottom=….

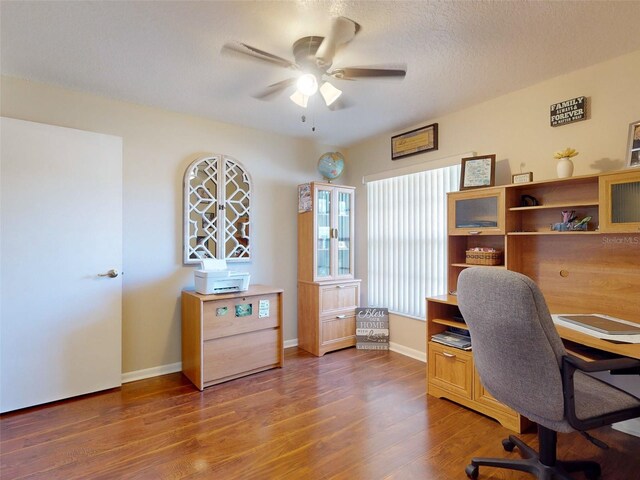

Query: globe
left=317, top=152, right=345, bottom=182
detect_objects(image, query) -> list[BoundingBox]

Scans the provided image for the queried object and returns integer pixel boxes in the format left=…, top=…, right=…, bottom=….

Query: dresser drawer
left=319, top=283, right=359, bottom=314
left=321, top=312, right=356, bottom=344
left=203, top=328, right=279, bottom=383
left=428, top=342, right=473, bottom=399
left=202, top=294, right=279, bottom=340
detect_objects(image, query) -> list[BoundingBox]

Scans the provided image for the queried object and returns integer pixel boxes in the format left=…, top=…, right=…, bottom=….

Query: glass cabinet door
left=448, top=188, right=505, bottom=235
left=599, top=170, right=640, bottom=233
left=315, top=188, right=332, bottom=278
left=335, top=189, right=353, bottom=277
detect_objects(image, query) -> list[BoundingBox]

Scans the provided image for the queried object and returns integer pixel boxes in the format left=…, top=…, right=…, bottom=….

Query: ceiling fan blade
left=252, top=78, right=297, bottom=100
left=315, top=16, right=361, bottom=68
left=329, top=67, right=407, bottom=80
left=222, top=42, right=298, bottom=69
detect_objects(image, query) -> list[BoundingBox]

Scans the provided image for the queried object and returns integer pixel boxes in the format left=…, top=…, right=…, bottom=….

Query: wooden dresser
left=298, top=279, right=361, bottom=356
left=181, top=285, right=283, bottom=390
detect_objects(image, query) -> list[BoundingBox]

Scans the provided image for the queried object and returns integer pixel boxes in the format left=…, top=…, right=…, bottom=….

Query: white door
left=1, top=117, right=122, bottom=413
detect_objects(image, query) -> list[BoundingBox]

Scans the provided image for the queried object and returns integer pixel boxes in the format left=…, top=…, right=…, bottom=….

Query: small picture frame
left=512, top=172, right=533, bottom=184
left=627, top=121, right=640, bottom=168
left=460, top=154, right=496, bottom=190
left=391, top=123, right=438, bottom=160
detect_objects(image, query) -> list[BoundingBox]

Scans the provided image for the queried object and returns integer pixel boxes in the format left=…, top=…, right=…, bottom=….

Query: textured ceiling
left=2, top=1, right=640, bottom=146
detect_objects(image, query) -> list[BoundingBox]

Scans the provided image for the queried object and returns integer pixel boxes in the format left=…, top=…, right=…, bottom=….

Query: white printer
left=194, top=259, right=250, bottom=295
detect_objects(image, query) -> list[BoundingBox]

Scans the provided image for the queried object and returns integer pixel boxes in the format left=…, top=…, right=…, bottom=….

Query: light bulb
left=296, top=74, right=318, bottom=96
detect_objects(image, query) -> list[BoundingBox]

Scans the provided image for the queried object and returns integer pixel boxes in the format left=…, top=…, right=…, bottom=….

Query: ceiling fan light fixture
left=296, top=73, right=318, bottom=96
left=289, top=90, right=309, bottom=108
left=319, top=81, right=342, bottom=106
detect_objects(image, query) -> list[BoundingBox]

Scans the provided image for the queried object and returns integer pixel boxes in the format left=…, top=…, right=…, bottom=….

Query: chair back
left=457, top=268, right=567, bottom=423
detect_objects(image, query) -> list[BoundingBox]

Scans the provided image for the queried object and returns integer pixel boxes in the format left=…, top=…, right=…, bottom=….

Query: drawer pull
left=336, top=285, right=346, bottom=289
left=336, top=314, right=347, bottom=319
left=443, top=352, right=456, bottom=358
left=468, top=230, right=481, bottom=235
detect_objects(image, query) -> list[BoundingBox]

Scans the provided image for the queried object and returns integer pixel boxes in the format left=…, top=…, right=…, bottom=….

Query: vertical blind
left=367, top=164, right=460, bottom=319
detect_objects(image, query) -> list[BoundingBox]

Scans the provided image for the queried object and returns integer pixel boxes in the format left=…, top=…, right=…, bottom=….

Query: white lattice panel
left=184, top=155, right=251, bottom=264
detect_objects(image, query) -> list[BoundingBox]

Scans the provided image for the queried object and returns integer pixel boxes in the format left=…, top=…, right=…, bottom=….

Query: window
left=367, top=164, right=460, bottom=319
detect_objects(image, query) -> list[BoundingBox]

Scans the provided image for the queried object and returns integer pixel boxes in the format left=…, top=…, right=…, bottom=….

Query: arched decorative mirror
left=184, top=154, right=251, bottom=264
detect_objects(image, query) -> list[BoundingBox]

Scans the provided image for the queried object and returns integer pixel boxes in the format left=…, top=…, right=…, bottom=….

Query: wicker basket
left=465, top=249, right=503, bottom=266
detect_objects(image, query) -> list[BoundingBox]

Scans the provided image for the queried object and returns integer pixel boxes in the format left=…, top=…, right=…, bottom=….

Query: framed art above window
left=391, top=123, right=438, bottom=160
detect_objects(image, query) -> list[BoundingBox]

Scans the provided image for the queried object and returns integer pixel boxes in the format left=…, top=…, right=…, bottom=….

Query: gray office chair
left=457, top=268, right=640, bottom=480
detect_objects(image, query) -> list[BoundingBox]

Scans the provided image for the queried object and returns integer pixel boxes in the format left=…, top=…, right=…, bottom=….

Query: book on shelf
left=431, top=331, right=472, bottom=350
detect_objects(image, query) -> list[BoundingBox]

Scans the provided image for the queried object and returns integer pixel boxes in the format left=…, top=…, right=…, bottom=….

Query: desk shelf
left=507, top=231, right=600, bottom=236
left=432, top=318, right=468, bottom=330
left=509, top=201, right=599, bottom=211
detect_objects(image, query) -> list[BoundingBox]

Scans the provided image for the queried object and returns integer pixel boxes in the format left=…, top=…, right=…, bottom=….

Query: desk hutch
left=427, top=169, right=640, bottom=432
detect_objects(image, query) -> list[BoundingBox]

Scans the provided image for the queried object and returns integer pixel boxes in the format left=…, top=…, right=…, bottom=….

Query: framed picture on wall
left=391, top=123, right=438, bottom=160
left=627, top=121, right=640, bottom=168
left=460, top=154, right=496, bottom=190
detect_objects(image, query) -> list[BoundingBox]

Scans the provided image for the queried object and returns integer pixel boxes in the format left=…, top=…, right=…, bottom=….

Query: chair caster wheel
left=465, top=464, right=479, bottom=479
left=502, top=438, right=516, bottom=452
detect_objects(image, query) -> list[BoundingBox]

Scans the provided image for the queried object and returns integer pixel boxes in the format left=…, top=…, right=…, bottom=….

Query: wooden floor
left=1, top=347, right=639, bottom=479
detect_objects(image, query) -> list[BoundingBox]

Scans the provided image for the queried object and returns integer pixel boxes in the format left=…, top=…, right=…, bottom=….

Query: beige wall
left=344, top=49, right=640, bottom=356
left=3, top=48, right=639, bottom=368
left=1, top=76, right=341, bottom=374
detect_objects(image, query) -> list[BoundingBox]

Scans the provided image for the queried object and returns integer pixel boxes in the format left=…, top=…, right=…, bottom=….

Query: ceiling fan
left=222, top=16, right=407, bottom=109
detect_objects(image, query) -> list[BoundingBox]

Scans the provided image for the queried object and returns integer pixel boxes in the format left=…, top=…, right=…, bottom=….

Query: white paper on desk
left=552, top=314, right=640, bottom=344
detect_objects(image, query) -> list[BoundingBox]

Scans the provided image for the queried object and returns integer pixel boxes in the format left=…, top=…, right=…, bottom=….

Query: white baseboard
left=285, top=338, right=425, bottom=362
left=119, top=341, right=423, bottom=384
left=121, top=361, right=183, bottom=384
left=389, top=342, right=426, bottom=363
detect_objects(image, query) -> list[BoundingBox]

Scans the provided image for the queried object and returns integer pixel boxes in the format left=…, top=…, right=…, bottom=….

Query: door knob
left=98, top=269, right=119, bottom=278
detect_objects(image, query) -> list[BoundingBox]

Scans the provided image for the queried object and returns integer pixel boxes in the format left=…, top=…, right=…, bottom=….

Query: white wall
left=344, top=49, right=640, bottom=355
left=0, top=76, right=341, bottom=374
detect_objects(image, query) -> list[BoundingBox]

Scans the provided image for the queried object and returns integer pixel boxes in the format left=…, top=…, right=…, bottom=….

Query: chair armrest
left=561, top=355, right=640, bottom=431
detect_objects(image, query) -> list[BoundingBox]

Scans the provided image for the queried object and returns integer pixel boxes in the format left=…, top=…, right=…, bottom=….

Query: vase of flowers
left=554, top=148, right=578, bottom=178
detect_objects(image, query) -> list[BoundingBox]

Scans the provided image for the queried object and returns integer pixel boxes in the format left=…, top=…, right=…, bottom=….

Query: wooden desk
left=425, top=294, right=639, bottom=432
left=555, top=324, right=640, bottom=360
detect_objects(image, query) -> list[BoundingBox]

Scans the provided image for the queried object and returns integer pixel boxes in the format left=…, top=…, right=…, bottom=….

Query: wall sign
left=356, top=308, right=389, bottom=350
left=512, top=172, right=533, bottom=184
left=550, top=96, right=586, bottom=127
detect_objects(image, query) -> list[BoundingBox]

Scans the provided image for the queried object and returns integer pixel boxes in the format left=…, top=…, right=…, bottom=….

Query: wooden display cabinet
left=298, top=182, right=355, bottom=282
left=298, top=182, right=361, bottom=356
left=181, top=285, right=283, bottom=390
